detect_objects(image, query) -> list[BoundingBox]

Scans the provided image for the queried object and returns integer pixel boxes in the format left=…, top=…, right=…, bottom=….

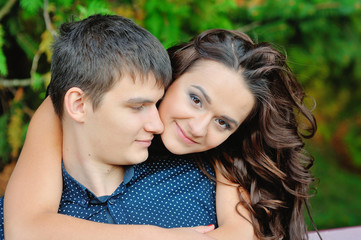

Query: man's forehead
left=112, top=74, right=164, bottom=97
left=117, top=70, right=167, bottom=89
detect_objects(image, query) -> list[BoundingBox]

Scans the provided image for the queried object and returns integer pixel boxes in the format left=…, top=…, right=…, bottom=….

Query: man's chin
left=131, top=151, right=149, bottom=164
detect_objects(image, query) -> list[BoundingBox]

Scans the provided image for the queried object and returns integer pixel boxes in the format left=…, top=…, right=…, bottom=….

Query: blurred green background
left=0, top=0, right=360, bottom=231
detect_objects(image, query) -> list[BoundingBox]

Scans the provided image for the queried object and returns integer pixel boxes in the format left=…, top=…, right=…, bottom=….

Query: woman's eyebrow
left=191, top=85, right=211, bottom=104
left=221, top=115, right=239, bottom=128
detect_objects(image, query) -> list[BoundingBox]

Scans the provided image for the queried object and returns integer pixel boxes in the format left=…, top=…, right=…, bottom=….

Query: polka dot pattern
left=125, top=156, right=217, bottom=227
left=0, top=155, right=216, bottom=238
left=0, top=198, right=3, bottom=239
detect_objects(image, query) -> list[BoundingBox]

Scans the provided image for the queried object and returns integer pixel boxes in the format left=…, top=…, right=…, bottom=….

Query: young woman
left=4, top=29, right=316, bottom=240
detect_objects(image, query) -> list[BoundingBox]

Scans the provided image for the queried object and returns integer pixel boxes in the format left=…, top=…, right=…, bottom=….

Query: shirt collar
left=61, top=163, right=135, bottom=205
left=123, top=165, right=134, bottom=185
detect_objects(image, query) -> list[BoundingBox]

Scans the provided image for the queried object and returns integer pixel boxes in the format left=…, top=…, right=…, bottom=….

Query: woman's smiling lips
left=175, top=122, right=198, bottom=144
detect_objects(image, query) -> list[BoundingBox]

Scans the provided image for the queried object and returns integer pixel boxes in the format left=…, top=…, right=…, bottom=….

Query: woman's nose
left=188, top=114, right=212, bottom=137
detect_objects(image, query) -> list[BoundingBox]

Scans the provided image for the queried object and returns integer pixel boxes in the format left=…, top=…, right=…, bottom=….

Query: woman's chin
left=161, top=138, right=188, bottom=155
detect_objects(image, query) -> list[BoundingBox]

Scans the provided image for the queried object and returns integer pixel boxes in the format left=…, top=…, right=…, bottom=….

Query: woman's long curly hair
left=168, top=29, right=317, bottom=240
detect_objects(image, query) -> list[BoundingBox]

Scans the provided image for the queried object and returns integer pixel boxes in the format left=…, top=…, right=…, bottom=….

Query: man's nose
left=144, top=106, right=164, bottom=134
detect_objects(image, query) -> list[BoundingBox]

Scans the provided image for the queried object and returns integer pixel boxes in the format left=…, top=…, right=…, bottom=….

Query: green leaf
left=76, top=0, right=113, bottom=18
left=31, top=72, right=44, bottom=90
left=345, top=123, right=361, bottom=167
left=0, top=113, right=11, bottom=163
left=20, top=0, right=43, bottom=16
left=0, top=25, right=8, bottom=76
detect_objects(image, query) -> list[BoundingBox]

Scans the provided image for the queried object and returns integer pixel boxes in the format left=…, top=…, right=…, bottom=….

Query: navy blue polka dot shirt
left=0, top=155, right=217, bottom=239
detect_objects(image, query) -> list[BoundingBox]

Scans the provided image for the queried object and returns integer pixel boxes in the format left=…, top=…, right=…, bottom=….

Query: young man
left=47, top=14, right=169, bottom=199
left=1, top=14, right=215, bottom=240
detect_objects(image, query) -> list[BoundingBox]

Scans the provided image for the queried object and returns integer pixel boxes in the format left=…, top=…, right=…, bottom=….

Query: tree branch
left=30, top=50, right=41, bottom=85
left=0, top=0, right=17, bottom=20
left=237, top=21, right=261, bottom=33
left=43, top=0, right=57, bottom=37
left=0, top=78, right=32, bottom=87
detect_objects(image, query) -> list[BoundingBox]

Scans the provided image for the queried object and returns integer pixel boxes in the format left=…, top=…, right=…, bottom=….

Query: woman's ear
left=63, top=87, right=88, bottom=123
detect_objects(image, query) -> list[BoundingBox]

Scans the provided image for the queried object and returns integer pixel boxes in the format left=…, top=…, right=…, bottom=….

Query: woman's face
left=159, top=60, right=255, bottom=155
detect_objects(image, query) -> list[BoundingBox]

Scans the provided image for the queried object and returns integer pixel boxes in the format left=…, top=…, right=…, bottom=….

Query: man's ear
left=63, top=87, right=88, bottom=123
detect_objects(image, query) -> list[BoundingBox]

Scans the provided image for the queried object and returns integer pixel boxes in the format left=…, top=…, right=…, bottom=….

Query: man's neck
left=62, top=133, right=125, bottom=197
left=63, top=158, right=125, bottom=197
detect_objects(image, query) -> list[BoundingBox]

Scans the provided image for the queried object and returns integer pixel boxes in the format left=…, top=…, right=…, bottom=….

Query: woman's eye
left=190, top=94, right=202, bottom=107
left=215, top=119, right=230, bottom=130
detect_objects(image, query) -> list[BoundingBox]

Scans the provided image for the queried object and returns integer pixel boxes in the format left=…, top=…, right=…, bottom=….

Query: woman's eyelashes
left=189, top=93, right=202, bottom=107
left=215, top=119, right=231, bottom=130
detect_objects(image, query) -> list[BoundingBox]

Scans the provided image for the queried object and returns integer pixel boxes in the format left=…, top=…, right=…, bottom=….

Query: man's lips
left=135, top=138, right=153, bottom=147
left=175, top=123, right=198, bottom=144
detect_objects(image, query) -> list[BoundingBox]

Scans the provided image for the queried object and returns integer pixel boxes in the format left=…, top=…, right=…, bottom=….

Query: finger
left=192, top=224, right=215, bottom=233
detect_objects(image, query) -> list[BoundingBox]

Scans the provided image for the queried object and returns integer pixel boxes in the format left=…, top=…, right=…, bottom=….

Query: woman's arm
left=4, top=97, right=63, bottom=239
left=206, top=168, right=258, bottom=240
left=3, top=97, right=214, bottom=240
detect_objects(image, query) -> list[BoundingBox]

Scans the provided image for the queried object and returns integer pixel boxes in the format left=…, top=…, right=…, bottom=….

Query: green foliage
left=0, top=89, right=28, bottom=164
left=76, top=0, right=113, bottom=18
left=344, top=123, right=361, bottom=167
left=307, top=144, right=361, bottom=229
left=32, top=72, right=44, bottom=90
left=0, top=25, right=7, bottom=76
left=8, top=102, right=25, bottom=158
left=6, top=15, right=40, bottom=59
left=53, top=0, right=73, bottom=8
left=20, top=0, right=43, bottom=17
left=0, top=113, right=11, bottom=164
left=143, top=0, right=238, bottom=47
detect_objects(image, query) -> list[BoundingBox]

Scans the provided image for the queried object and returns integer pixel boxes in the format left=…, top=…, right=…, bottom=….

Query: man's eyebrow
left=191, top=85, right=211, bottom=104
left=127, top=98, right=155, bottom=104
